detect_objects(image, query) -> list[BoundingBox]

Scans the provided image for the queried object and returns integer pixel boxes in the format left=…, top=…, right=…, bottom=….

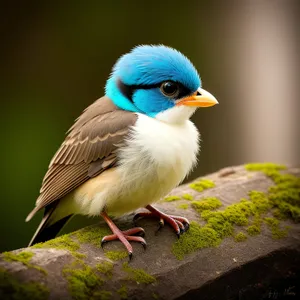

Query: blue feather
left=105, top=45, right=201, bottom=116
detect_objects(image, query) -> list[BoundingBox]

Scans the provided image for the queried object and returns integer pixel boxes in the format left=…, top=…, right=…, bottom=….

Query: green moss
left=75, top=225, right=111, bottom=247
left=234, top=232, right=247, bottom=242
left=191, top=197, right=222, bottom=212
left=189, top=179, right=215, bottom=192
left=206, top=215, right=234, bottom=238
left=122, top=262, right=156, bottom=284
left=246, top=225, right=261, bottom=236
left=272, top=201, right=300, bottom=222
left=3, top=251, right=33, bottom=264
left=264, top=217, right=279, bottom=227
left=272, top=208, right=287, bottom=220
left=117, top=285, right=128, bottom=299
left=200, top=209, right=214, bottom=220
left=2, top=251, right=47, bottom=275
left=252, top=213, right=263, bottom=227
left=172, top=221, right=221, bottom=260
left=245, top=162, right=286, bottom=172
left=271, top=227, right=289, bottom=239
left=199, top=191, right=270, bottom=232
left=246, top=164, right=300, bottom=223
left=264, top=217, right=288, bottom=239
left=96, top=261, right=113, bottom=278
left=63, top=260, right=103, bottom=300
left=177, top=203, right=189, bottom=210
left=200, top=191, right=272, bottom=238
left=105, top=250, right=128, bottom=261
left=223, top=204, right=250, bottom=226
left=172, top=163, right=298, bottom=259
left=32, top=234, right=85, bottom=259
left=248, top=191, right=271, bottom=213
left=264, top=217, right=289, bottom=239
left=164, top=195, right=181, bottom=202
left=177, top=185, right=289, bottom=258
left=201, top=202, right=250, bottom=226
left=268, top=174, right=300, bottom=222
left=92, top=290, right=112, bottom=300
left=0, top=267, right=49, bottom=300
left=182, top=194, right=194, bottom=201
left=246, top=163, right=300, bottom=221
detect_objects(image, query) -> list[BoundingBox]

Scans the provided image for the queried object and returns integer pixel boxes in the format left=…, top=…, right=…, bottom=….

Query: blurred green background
left=1, top=1, right=299, bottom=252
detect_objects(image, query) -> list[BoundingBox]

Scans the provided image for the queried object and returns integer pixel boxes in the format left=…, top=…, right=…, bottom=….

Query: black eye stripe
left=117, top=78, right=193, bottom=101
left=117, top=79, right=135, bottom=102
left=175, top=84, right=193, bottom=99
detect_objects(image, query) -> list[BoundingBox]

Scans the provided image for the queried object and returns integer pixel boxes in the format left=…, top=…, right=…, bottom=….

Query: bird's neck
left=155, top=106, right=197, bottom=125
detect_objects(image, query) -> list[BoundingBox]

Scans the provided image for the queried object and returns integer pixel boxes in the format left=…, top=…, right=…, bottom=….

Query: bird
left=26, top=45, right=218, bottom=258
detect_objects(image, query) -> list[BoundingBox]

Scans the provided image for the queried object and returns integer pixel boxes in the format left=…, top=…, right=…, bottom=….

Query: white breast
left=61, top=107, right=200, bottom=218
left=104, top=109, right=200, bottom=215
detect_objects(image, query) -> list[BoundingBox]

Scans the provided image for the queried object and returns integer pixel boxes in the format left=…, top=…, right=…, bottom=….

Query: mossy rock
left=0, top=163, right=299, bottom=300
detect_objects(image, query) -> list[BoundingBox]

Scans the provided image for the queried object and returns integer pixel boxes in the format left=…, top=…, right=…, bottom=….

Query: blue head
left=106, top=45, right=217, bottom=121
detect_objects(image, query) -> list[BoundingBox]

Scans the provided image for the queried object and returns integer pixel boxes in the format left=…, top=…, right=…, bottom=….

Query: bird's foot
left=101, top=212, right=146, bottom=259
left=134, top=205, right=189, bottom=238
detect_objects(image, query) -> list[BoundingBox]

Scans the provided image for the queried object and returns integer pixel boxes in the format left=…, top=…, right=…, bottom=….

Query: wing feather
left=27, top=96, right=137, bottom=220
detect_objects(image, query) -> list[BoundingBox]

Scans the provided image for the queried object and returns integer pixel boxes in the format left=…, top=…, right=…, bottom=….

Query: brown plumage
left=26, top=96, right=137, bottom=244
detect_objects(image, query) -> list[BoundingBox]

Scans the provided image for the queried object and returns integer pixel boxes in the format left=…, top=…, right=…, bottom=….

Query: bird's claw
left=100, top=238, right=108, bottom=248
left=135, top=205, right=190, bottom=238
left=184, top=222, right=190, bottom=232
left=100, top=224, right=146, bottom=259
left=141, top=241, right=147, bottom=250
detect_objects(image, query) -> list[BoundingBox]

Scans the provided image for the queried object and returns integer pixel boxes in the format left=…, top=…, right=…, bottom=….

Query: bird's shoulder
left=50, top=96, right=137, bottom=166
left=29, top=96, right=138, bottom=218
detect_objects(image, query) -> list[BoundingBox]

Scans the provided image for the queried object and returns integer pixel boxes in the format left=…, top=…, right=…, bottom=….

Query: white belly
left=60, top=111, right=199, bottom=218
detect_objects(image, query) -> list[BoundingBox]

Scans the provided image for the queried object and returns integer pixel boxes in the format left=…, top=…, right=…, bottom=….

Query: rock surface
left=0, top=164, right=299, bottom=300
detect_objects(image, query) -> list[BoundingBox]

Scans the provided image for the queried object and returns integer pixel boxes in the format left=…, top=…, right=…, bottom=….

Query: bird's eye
left=160, top=81, right=179, bottom=98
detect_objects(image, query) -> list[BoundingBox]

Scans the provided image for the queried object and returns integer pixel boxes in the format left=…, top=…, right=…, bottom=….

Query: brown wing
left=26, top=96, right=137, bottom=221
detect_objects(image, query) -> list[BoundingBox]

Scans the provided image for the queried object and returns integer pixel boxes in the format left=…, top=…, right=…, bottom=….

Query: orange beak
left=176, top=88, right=218, bottom=107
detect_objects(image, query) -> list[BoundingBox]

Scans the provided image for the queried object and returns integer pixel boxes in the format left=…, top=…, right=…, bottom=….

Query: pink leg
left=134, top=205, right=190, bottom=237
left=101, top=212, right=146, bottom=259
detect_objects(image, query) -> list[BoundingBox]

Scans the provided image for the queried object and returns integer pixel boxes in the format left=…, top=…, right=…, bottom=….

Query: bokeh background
left=1, top=0, right=299, bottom=252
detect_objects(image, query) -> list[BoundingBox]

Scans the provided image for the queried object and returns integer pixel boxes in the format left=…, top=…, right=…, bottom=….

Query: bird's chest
left=107, top=114, right=200, bottom=214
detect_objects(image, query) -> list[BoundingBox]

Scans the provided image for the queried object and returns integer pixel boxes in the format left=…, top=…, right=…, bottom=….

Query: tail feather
left=28, top=204, right=73, bottom=247
left=26, top=206, right=40, bottom=222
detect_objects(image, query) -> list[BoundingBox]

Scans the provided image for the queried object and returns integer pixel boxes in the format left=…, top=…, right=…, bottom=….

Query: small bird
left=26, top=45, right=218, bottom=257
